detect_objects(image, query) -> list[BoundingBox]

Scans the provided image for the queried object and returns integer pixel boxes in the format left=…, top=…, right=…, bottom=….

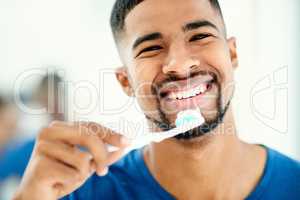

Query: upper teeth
left=168, top=83, right=208, bottom=100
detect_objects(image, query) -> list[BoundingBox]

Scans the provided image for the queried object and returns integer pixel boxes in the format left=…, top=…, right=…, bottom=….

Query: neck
left=144, top=109, right=266, bottom=200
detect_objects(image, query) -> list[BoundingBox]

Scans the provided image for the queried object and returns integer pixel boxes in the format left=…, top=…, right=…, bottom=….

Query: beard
left=174, top=95, right=231, bottom=140
left=145, top=71, right=232, bottom=140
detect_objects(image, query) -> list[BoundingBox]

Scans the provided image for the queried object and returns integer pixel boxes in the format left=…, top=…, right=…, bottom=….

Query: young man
left=14, top=0, right=300, bottom=199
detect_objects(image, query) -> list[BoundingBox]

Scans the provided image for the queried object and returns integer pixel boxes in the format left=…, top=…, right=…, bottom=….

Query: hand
left=13, top=121, right=131, bottom=200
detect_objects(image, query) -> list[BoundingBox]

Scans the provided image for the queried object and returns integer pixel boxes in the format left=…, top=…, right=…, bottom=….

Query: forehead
left=123, top=0, right=221, bottom=40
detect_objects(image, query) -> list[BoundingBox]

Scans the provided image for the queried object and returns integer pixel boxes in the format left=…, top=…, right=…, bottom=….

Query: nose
left=162, top=45, right=200, bottom=77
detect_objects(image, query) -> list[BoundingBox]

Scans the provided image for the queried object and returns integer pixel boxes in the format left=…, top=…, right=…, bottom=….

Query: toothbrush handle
left=107, top=119, right=204, bottom=152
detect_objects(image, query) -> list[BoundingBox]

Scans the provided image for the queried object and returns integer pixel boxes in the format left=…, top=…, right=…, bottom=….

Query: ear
left=115, top=67, right=134, bottom=97
left=227, top=37, right=238, bottom=69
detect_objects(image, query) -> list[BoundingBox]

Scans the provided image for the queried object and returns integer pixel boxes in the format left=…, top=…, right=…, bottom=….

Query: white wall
left=222, top=0, right=299, bottom=159
left=0, top=0, right=297, bottom=158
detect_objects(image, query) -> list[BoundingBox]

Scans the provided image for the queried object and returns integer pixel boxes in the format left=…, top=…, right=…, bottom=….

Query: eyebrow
left=182, top=20, right=218, bottom=32
left=132, top=20, right=218, bottom=51
left=132, top=32, right=163, bottom=50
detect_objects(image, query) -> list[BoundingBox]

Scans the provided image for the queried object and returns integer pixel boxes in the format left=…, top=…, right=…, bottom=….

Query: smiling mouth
left=166, top=81, right=213, bottom=100
left=159, top=78, right=215, bottom=101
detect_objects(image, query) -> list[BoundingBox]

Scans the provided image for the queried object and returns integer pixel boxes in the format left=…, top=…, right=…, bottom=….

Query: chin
left=174, top=123, right=215, bottom=140
left=172, top=130, right=214, bottom=149
left=174, top=100, right=231, bottom=141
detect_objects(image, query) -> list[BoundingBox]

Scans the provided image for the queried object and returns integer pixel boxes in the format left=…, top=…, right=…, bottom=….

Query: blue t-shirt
left=0, top=139, right=35, bottom=182
left=63, top=146, right=300, bottom=200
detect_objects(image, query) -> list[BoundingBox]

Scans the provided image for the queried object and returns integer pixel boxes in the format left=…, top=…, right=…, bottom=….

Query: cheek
left=192, top=42, right=235, bottom=104
left=200, top=43, right=232, bottom=76
left=194, top=42, right=234, bottom=84
left=130, top=59, right=163, bottom=93
left=129, top=61, right=162, bottom=113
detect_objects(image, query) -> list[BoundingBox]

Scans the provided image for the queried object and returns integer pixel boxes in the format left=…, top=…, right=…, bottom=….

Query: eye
left=189, top=33, right=211, bottom=42
left=136, top=45, right=163, bottom=58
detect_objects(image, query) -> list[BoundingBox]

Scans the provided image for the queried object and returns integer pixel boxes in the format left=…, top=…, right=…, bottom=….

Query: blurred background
left=0, top=0, right=299, bottom=199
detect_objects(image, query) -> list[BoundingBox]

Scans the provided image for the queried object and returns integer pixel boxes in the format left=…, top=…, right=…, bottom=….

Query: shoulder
left=263, top=147, right=300, bottom=198
left=268, top=147, right=300, bottom=175
left=247, top=146, right=300, bottom=200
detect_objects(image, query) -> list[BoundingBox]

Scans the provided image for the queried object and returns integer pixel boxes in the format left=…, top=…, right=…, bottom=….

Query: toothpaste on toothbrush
left=123, top=108, right=205, bottom=151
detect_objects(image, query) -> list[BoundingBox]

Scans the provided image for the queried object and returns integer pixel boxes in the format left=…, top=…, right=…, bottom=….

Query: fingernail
left=97, top=167, right=109, bottom=176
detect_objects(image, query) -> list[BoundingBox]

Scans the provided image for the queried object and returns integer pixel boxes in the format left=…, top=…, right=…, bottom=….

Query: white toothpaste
left=112, top=109, right=204, bottom=152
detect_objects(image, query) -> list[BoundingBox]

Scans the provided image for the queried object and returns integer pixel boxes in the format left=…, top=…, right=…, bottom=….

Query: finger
left=104, top=132, right=131, bottom=148
left=37, top=140, right=94, bottom=176
left=80, top=137, right=109, bottom=175
left=106, top=148, right=127, bottom=166
left=95, top=148, right=127, bottom=177
left=35, top=154, right=80, bottom=187
left=38, top=127, right=109, bottom=173
left=79, top=122, right=131, bottom=147
left=47, top=122, right=130, bottom=148
left=36, top=155, right=91, bottom=198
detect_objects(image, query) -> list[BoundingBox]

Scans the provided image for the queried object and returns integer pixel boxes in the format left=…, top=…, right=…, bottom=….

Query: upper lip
left=158, top=74, right=215, bottom=98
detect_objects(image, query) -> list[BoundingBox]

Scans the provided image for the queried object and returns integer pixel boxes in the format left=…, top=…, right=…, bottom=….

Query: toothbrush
left=109, top=109, right=205, bottom=152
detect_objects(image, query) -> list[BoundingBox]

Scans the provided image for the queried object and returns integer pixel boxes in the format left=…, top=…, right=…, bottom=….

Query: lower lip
left=160, top=83, right=214, bottom=111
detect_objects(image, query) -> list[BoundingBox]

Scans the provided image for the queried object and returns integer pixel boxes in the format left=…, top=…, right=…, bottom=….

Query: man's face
left=116, top=0, right=238, bottom=137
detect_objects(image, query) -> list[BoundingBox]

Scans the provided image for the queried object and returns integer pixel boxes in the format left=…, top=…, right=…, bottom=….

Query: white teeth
left=178, top=93, right=182, bottom=99
left=196, top=87, right=201, bottom=94
left=170, top=93, right=175, bottom=100
left=189, top=91, right=196, bottom=97
left=186, top=91, right=192, bottom=98
left=168, top=83, right=209, bottom=100
left=199, top=84, right=206, bottom=93
left=181, top=93, right=185, bottom=99
left=183, top=92, right=188, bottom=99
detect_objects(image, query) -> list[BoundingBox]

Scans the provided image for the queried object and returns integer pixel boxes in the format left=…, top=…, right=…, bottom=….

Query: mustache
left=151, top=70, right=218, bottom=96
